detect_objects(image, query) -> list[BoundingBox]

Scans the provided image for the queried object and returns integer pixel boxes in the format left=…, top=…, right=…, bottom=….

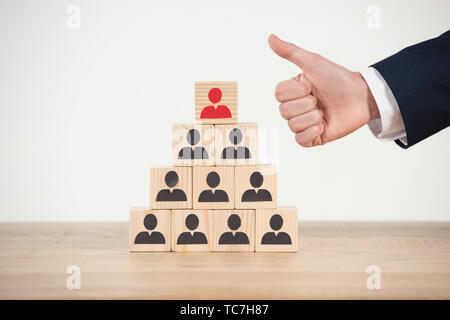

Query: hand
left=268, top=34, right=380, bottom=147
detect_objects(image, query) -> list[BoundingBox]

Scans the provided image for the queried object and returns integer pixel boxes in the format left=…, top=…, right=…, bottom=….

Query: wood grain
left=235, top=165, right=277, bottom=209
left=193, top=167, right=235, bottom=210
left=195, top=82, right=237, bottom=125
left=150, top=167, right=192, bottom=209
left=1, top=222, right=450, bottom=299
left=212, top=210, right=255, bottom=252
left=129, top=208, right=171, bottom=252
left=171, top=210, right=213, bottom=252
left=255, top=207, right=297, bottom=252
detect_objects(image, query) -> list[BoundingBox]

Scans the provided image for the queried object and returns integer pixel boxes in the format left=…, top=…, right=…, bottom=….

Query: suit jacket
left=372, top=30, right=450, bottom=148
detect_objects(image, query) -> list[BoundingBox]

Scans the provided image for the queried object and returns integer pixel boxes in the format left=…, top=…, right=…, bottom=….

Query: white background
left=1, top=0, right=449, bottom=221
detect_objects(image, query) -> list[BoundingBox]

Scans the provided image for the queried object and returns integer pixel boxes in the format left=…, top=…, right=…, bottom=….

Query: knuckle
left=311, top=125, right=320, bottom=136
left=295, top=134, right=311, bottom=147
left=287, top=117, right=298, bottom=132
left=279, top=103, right=290, bottom=119
left=274, top=82, right=286, bottom=101
left=299, top=83, right=310, bottom=96
left=308, top=95, right=317, bottom=106
left=311, top=109, right=322, bottom=122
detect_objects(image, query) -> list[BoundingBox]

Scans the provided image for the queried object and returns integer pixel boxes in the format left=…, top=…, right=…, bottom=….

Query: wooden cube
left=150, top=167, right=192, bottom=209
left=193, top=167, right=234, bottom=210
left=255, top=207, right=298, bottom=252
left=172, top=124, right=214, bottom=166
left=195, top=82, right=237, bottom=125
left=171, top=210, right=213, bottom=252
left=212, top=210, right=255, bottom=252
left=129, top=207, right=171, bottom=252
left=235, top=165, right=277, bottom=209
left=214, top=123, right=258, bottom=166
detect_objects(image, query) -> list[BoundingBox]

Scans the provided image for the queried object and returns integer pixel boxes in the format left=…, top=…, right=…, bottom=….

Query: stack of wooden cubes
left=129, top=82, right=298, bottom=252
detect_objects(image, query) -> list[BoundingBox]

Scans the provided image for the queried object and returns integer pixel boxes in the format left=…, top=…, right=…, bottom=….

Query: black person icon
left=198, top=171, right=229, bottom=202
left=261, top=214, right=292, bottom=245
left=218, top=214, right=250, bottom=245
left=177, top=214, right=208, bottom=244
left=178, top=128, right=209, bottom=160
left=241, top=171, right=272, bottom=202
left=221, top=128, right=251, bottom=159
left=134, top=213, right=166, bottom=244
left=156, top=171, right=187, bottom=201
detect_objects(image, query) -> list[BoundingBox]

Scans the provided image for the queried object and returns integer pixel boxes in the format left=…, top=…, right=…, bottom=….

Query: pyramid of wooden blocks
left=129, top=82, right=298, bottom=252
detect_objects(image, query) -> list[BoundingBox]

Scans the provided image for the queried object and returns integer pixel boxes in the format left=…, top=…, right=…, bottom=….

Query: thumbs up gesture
left=269, top=34, right=380, bottom=147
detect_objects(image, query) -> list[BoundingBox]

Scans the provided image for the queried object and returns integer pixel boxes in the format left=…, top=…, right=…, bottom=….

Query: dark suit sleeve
left=371, top=30, right=450, bottom=148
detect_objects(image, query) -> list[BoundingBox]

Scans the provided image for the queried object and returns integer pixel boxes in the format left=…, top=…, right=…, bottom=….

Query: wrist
left=355, top=72, right=380, bottom=122
left=367, top=87, right=380, bottom=121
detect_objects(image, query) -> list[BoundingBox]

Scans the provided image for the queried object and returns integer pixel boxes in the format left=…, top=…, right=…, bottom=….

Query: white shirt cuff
left=360, top=67, right=408, bottom=145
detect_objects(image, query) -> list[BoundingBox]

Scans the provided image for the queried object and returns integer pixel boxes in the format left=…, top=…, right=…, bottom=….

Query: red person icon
left=200, top=88, right=232, bottom=119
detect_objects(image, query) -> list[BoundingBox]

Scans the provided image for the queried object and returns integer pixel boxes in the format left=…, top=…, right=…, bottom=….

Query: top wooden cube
left=195, top=82, right=237, bottom=124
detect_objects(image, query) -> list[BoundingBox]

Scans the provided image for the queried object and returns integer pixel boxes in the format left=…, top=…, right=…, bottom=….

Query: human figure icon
left=241, top=171, right=272, bottom=202
left=221, top=128, right=251, bottom=159
left=198, top=171, right=229, bottom=202
left=156, top=171, right=187, bottom=201
left=200, top=87, right=232, bottom=119
left=218, top=214, right=250, bottom=245
left=178, top=128, right=209, bottom=160
left=134, top=213, right=166, bottom=244
left=261, top=214, right=292, bottom=245
left=177, top=214, right=208, bottom=244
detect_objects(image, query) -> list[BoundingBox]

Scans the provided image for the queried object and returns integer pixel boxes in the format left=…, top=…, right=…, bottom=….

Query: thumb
left=268, top=34, right=316, bottom=69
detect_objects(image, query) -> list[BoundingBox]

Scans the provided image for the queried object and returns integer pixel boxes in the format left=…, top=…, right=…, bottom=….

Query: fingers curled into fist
left=295, top=123, right=324, bottom=147
left=275, top=75, right=324, bottom=147
left=287, top=108, right=323, bottom=132
left=279, top=95, right=317, bottom=120
left=275, top=77, right=311, bottom=102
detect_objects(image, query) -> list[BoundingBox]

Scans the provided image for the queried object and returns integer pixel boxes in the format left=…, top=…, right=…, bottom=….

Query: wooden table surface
left=0, top=222, right=449, bottom=299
